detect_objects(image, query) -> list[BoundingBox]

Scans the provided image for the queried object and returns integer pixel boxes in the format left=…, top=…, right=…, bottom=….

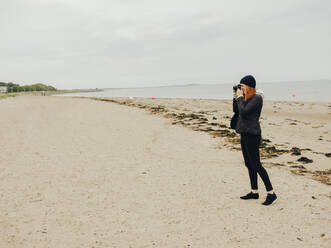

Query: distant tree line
left=0, top=82, right=57, bottom=93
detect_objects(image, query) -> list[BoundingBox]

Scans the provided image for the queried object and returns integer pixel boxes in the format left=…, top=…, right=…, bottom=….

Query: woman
left=234, top=75, right=277, bottom=206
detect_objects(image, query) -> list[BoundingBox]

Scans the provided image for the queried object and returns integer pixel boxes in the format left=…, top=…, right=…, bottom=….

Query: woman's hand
left=236, top=88, right=243, bottom=98
left=233, top=89, right=237, bottom=98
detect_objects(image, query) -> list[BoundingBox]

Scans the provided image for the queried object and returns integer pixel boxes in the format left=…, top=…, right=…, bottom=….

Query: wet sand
left=0, top=95, right=330, bottom=247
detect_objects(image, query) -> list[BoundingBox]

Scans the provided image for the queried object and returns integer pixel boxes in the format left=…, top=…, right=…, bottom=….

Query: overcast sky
left=0, top=0, right=330, bottom=89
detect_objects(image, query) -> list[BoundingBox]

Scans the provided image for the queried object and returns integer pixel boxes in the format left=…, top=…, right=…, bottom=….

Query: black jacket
left=235, top=94, right=263, bottom=135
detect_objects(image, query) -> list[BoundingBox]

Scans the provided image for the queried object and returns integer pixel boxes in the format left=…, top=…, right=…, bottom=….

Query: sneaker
left=240, top=192, right=259, bottom=200
left=262, top=193, right=277, bottom=205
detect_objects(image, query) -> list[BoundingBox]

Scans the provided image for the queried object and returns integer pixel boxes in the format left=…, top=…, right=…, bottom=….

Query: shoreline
left=57, top=94, right=331, bottom=104
left=0, top=88, right=102, bottom=100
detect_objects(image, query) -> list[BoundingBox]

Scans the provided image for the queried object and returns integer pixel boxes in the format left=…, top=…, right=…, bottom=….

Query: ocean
left=58, top=80, right=331, bottom=102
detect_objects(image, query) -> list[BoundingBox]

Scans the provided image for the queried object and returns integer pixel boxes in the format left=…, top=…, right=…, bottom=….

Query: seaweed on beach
left=297, top=157, right=313, bottom=163
left=291, top=147, right=302, bottom=156
left=259, top=143, right=289, bottom=159
left=325, top=153, right=331, bottom=158
left=86, top=97, right=330, bottom=186
left=150, top=106, right=167, bottom=113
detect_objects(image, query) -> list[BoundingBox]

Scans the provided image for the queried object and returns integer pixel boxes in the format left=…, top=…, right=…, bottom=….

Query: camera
left=233, top=84, right=241, bottom=91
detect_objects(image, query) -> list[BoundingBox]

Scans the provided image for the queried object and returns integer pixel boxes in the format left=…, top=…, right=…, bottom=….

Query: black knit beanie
left=240, top=75, right=256, bottom=88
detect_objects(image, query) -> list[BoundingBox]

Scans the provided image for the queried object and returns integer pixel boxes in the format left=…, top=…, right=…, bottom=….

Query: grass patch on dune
left=0, top=92, right=32, bottom=100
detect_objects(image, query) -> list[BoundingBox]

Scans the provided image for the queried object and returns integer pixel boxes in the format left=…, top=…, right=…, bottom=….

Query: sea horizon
left=58, top=80, right=331, bottom=103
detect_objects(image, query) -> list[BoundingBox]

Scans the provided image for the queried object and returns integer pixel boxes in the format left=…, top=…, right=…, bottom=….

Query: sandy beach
left=0, top=95, right=330, bottom=247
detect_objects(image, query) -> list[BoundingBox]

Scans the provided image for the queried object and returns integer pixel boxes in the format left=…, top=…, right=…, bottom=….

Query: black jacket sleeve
left=236, top=95, right=262, bottom=118
left=233, top=98, right=239, bottom=113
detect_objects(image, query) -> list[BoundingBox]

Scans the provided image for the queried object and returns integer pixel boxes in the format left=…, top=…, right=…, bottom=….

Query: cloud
left=0, top=0, right=330, bottom=88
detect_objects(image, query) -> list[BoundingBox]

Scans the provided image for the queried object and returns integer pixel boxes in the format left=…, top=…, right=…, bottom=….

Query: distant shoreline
left=101, top=80, right=331, bottom=90
left=52, top=88, right=103, bottom=94
left=57, top=95, right=331, bottom=104
left=55, top=80, right=331, bottom=103
left=0, top=89, right=103, bottom=100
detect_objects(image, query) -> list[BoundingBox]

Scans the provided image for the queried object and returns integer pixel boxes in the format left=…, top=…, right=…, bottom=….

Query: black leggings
left=240, top=133, right=273, bottom=191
